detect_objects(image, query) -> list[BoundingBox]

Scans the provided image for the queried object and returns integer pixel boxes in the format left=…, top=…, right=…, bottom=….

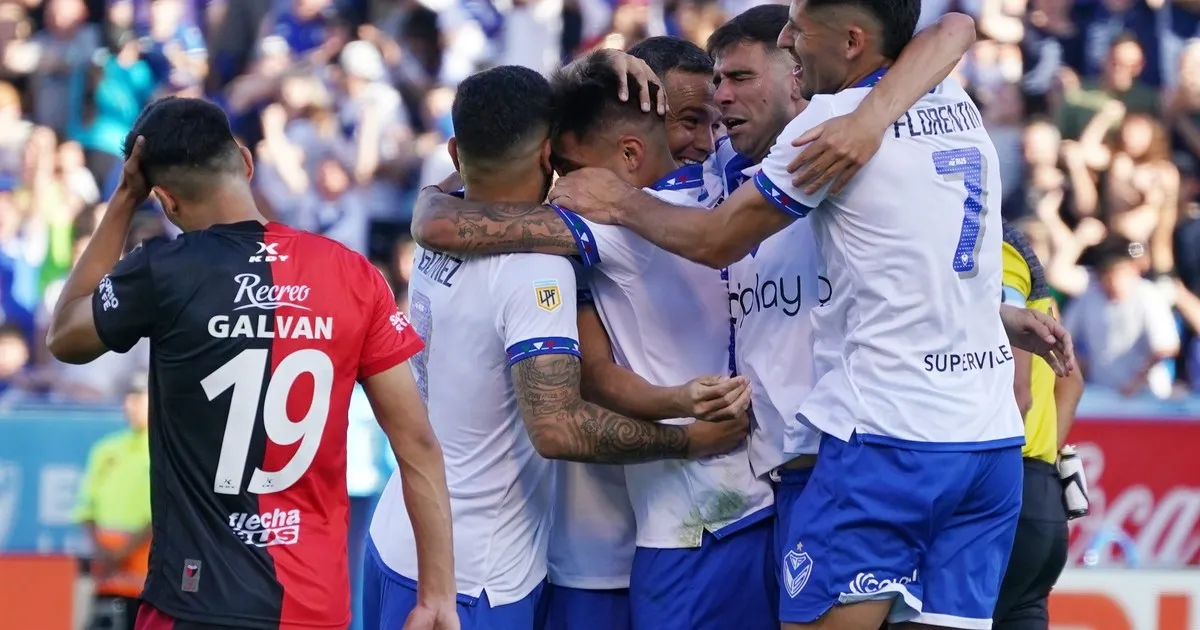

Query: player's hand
left=403, top=599, right=460, bottom=630
left=684, top=412, right=750, bottom=458
left=548, top=167, right=635, bottom=224
left=592, top=48, right=668, bottom=115
left=786, top=112, right=886, bottom=195
left=113, top=135, right=151, bottom=210
left=999, top=304, right=1076, bottom=377
left=679, top=375, right=751, bottom=422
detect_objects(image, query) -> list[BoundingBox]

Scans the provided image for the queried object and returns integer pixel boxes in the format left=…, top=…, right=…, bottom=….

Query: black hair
left=805, top=0, right=920, bottom=60
left=0, top=322, right=25, bottom=341
left=627, top=36, right=714, bottom=79
left=551, top=51, right=663, bottom=146
left=123, top=97, right=243, bottom=200
left=451, top=65, right=554, bottom=163
left=706, top=5, right=788, bottom=59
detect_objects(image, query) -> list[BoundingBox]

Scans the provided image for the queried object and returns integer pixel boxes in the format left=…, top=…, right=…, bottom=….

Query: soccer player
left=547, top=0, right=1074, bottom=628
left=625, top=36, right=722, bottom=168
left=366, top=65, right=749, bottom=630
left=413, top=55, right=777, bottom=630
left=45, top=98, right=458, bottom=630
left=994, top=223, right=1085, bottom=630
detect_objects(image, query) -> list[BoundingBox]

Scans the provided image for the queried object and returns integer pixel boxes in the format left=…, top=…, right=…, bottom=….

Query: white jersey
left=708, top=138, right=824, bottom=472
left=704, top=139, right=823, bottom=473
left=753, top=73, right=1023, bottom=449
left=547, top=265, right=637, bottom=590
left=370, top=247, right=581, bottom=606
left=556, top=165, right=775, bottom=549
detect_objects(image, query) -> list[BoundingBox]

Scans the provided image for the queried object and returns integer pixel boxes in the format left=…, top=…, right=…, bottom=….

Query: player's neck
left=636, top=147, right=681, bottom=189
left=183, top=187, right=267, bottom=232
left=840, top=58, right=892, bottom=93
left=462, top=176, right=547, bottom=205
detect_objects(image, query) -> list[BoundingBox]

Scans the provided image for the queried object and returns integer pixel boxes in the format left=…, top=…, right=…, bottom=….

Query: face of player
left=664, top=70, right=719, bottom=165
left=712, top=41, right=801, bottom=163
left=779, top=0, right=851, bottom=101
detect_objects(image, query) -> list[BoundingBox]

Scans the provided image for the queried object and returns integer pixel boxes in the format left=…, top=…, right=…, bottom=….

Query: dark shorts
left=134, top=603, right=238, bottom=630
left=993, top=458, right=1070, bottom=630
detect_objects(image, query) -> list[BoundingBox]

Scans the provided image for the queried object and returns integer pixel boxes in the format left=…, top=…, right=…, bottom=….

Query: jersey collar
left=853, top=67, right=889, bottom=89
left=650, top=163, right=704, bottom=192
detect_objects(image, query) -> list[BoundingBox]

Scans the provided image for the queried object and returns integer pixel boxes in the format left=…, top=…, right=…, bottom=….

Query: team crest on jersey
left=534, top=280, right=561, bottom=312
left=783, top=543, right=813, bottom=598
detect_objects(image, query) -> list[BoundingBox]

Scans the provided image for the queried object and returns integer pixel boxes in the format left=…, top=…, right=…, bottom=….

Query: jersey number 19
left=202, top=349, right=334, bottom=495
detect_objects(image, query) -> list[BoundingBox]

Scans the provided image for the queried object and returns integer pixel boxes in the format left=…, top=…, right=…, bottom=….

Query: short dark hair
left=551, top=51, right=663, bottom=146
left=806, top=0, right=920, bottom=60
left=124, top=97, right=243, bottom=200
left=451, top=65, right=554, bottom=163
left=627, top=36, right=714, bottom=79
left=706, top=5, right=788, bottom=59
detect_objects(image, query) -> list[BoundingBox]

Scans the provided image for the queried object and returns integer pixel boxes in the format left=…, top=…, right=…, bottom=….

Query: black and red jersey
left=92, top=221, right=423, bottom=629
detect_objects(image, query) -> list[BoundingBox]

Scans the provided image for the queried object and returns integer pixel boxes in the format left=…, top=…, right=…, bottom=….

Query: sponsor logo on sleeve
left=98, top=276, right=118, bottom=311
left=534, top=280, right=561, bottom=313
left=389, top=311, right=410, bottom=334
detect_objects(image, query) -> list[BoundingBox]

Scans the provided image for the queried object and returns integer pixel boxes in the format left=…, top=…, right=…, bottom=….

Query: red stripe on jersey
left=253, top=225, right=423, bottom=628
left=256, top=224, right=355, bottom=628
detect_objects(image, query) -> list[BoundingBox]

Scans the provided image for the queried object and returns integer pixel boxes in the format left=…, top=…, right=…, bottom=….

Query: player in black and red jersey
left=47, top=97, right=459, bottom=630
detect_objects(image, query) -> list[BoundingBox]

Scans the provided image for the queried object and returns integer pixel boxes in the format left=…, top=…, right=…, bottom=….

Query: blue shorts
left=537, top=584, right=631, bottom=630
left=778, top=434, right=1022, bottom=629
left=773, top=466, right=814, bottom=582
left=630, top=515, right=777, bottom=630
left=363, top=539, right=544, bottom=630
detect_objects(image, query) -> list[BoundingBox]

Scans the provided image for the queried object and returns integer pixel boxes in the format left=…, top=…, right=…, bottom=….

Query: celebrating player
left=993, top=224, right=1085, bottom=630
left=547, top=0, right=1075, bottom=627
left=46, top=98, right=458, bottom=630
left=366, top=65, right=749, bottom=630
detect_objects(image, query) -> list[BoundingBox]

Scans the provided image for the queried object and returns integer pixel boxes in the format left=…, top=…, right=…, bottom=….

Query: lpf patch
left=181, top=559, right=202, bottom=593
left=534, top=280, right=562, bottom=313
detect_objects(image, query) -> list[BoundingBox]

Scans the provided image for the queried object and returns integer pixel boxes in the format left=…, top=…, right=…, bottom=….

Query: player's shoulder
left=492, top=252, right=575, bottom=280
left=1001, top=222, right=1040, bottom=270
left=643, top=185, right=706, bottom=208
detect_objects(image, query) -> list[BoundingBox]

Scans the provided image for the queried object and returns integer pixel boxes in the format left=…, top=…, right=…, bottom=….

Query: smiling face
left=777, top=0, right=851, bottom=101
left=712, top=41, right=799, bottom=162
left=664, top=69, right=719, bottom=165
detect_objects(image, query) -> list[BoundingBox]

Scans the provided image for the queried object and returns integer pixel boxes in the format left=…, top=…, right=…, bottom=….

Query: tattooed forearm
left=412, top=190, right=580, bottom=256
left=511, top=354, right=691, bottom=463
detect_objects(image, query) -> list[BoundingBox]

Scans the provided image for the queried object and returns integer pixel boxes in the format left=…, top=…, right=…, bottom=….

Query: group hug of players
left=44, top=1, right=1089, bottom=630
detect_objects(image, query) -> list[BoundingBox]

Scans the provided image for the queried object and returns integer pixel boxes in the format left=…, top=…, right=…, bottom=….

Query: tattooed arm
left=411, top=186, right=581, bottom=256
left=512, top=354, right=748, bottom=463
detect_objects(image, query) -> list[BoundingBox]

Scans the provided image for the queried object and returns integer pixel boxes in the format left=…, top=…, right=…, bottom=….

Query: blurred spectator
left=0, top=321, right=31, bottom=395
left=1064, top=238, right=1180, bottom=398
left=74, top=372, right=151, bottom=630
left=1057, top=32, right=1157, bottom=141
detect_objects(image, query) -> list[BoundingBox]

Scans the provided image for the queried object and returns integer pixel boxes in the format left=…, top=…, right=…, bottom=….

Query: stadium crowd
left=0, top=0, right=1194, bottom=405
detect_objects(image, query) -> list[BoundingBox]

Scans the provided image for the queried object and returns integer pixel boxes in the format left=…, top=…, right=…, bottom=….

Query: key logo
left=534, top=280, right=561, bottom=313
left=783, top=543, right=813, bottom=598
left=181, top=559, right=202, bottom=592
left=249, top=242, right=289, bottom=263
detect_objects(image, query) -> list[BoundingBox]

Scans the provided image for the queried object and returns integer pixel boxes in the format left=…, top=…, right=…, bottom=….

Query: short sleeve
left=1001, top=242, right=1032, bottom=307
left=92, top=245, right=156, bottom=354
left=552, top=205, right=649, bottom=276
left=496, top=255, right=582, bottom=367
left=358, top=264, right=425, bottom=380
left=754, top=98, right=839, bottom=218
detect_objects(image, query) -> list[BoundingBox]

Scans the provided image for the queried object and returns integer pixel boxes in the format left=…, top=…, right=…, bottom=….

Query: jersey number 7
left=932, top=147, right=987, bottom=275
left=202, top=348, right=334, bottom=495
